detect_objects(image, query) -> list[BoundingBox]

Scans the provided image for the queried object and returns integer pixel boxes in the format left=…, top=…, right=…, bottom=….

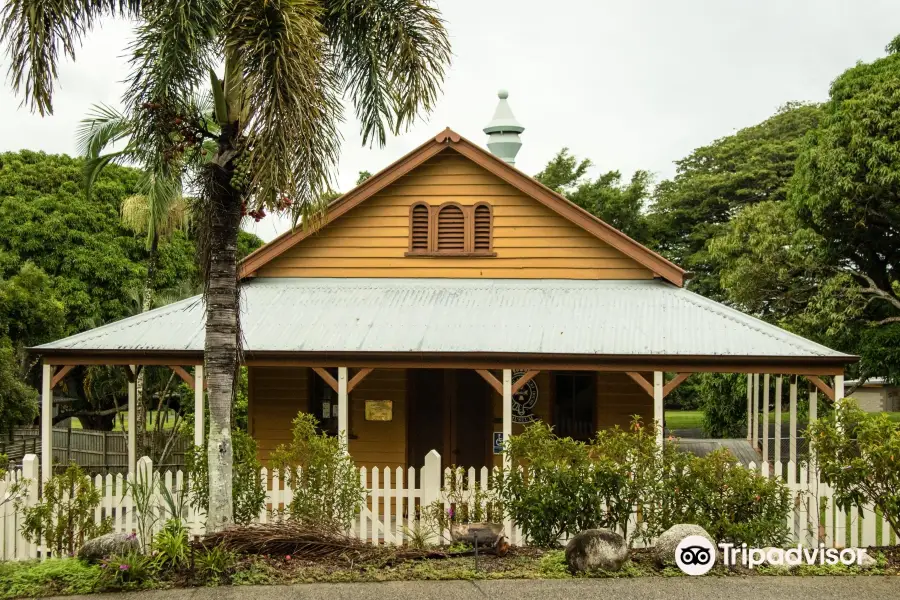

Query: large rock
left=654, top=524, right=715, bottom=567
left=78, top=532, right=141, bottom=562
left=565, top=529, right=629, bottom=573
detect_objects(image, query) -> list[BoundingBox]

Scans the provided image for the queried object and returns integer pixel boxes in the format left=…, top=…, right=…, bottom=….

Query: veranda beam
left=663, top=373, right=691, bottom=398
left=312, top=367, right=340, bottom=393
left=41, top=363, right=52, bottom=483
left=347, top=368, right=374, bottom=393
left=338, top=367, right=349, bottom=452
left=50, top=365, right=74, bottom=388
left=194, top=365, right=205, bottom=447
left=806, top=375, right=835, bottom=401
left=502, top=369, right=512, bottom=471
left=624, top=371, right=653, bottom=396
left=511, top=370, right=540, bottom=395
left=475, top=369, right=503, bottom=395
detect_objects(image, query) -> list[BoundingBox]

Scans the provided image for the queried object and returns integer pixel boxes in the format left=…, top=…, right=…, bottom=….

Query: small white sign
left=322, top=402, right=331, bottom=418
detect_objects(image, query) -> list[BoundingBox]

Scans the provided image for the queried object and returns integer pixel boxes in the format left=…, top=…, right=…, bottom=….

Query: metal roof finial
left=483, top=89, right=523, bottom=165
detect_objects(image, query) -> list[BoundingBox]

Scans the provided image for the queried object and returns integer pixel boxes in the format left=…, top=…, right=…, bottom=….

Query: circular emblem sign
left=511, top=370, right=539, bottom=424
left=675, top=535, right=717, bottom=576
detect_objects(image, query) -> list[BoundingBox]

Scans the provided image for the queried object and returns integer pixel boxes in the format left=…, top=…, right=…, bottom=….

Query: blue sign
left=493, top=431, right=504, bottom=455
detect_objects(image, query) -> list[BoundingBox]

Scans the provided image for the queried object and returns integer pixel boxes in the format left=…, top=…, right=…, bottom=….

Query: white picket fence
left=1, top=451, right=897, bottom=561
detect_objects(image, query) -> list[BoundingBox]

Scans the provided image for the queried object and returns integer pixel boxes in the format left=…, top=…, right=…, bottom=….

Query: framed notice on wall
left=365, top=400, right=393, bottom=421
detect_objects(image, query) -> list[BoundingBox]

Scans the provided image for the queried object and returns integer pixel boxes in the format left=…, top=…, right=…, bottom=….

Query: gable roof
left=240, top=128, right=687, bottom=286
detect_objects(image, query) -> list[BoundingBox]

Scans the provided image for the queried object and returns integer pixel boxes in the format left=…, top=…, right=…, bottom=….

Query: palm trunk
left=135, top=235, right=159, bottom=459
left=203, top=140, right=243, bottom=530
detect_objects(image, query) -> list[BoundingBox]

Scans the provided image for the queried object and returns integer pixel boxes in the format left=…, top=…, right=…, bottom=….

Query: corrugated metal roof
left=35, top=278, right=850, bottom=358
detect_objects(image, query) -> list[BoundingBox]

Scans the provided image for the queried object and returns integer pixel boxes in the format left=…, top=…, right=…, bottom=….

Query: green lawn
left=69, top=410, right=179, bottom=432
left=665, top=409, right=900, bottom=430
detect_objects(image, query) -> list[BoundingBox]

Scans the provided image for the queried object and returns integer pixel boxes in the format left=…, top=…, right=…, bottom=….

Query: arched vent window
left=436, top=205, right=465, bottom=251
left=410, top=204, right=429, bottom=252
left=406, top=203, right=495, bottom=256
left=473, top=204, right=492, bottom=252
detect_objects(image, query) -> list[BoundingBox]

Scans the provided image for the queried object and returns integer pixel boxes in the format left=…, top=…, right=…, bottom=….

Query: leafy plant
left=808, top=398, right=900, bottom=539
left=195, top=544, right=237, bottom=584
left=127, top=462, right=188, bottom=552
left=0, top=558, right=102, bottom=599
left=187, top=428, right=266, bottom=526
left=270, top=413, right=365, bottom=532
left=151, top=519, right=190, bottom=570
left=16, top=463, right=111, bottom=556
left=98, top=551, right=154, bottom=588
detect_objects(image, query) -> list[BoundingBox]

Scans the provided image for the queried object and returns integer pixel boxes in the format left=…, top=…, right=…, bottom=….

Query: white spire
left=483, top=89, right=524, bottom=165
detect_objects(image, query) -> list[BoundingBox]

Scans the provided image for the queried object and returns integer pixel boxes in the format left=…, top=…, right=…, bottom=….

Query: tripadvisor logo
left=674, top=536, right=872, bottom=575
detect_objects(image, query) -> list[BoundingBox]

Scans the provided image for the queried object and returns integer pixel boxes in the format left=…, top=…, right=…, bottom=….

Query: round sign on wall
left=511, top=370, right=539, bottom=424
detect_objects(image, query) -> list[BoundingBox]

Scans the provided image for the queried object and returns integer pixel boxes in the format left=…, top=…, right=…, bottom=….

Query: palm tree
left=77, top=103, right=191, bottom=454
left=3, top=0, right=450, bottom=529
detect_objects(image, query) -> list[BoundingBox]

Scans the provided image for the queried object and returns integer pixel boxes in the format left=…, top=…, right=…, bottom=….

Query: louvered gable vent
left=437, top=205, right=465, bottom=251
left=410, top=204, right=429, bottom=251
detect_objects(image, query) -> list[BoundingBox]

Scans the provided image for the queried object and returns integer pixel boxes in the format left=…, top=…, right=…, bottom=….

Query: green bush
left=151, top=518, right=190, bottom=570
left=650, top=449, right=791, bottom=546
left=98, top=551, right=155, bottom=588
left=497, top=421, right=791, bottom=548
left=186, top=428, right=267, bottom=525
left=17, top=463, right=111, bottom=556
left=0, top=559, right=101, bottom=599
left=196, top=545, right=237, bottom=584
left=270, top=413, right=365, bottom=532
left=808, top=399, right=900, bottom=539
left=422, top=466, right=503, bottom=534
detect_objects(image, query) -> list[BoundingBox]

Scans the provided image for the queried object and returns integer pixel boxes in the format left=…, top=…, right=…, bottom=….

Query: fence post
left=421, top=450, right=441, bottom=544
left=21, top=454, right=39, bottom=559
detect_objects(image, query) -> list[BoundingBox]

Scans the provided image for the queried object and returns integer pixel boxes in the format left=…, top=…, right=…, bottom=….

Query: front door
left=407, top=370, right=490, bottom=471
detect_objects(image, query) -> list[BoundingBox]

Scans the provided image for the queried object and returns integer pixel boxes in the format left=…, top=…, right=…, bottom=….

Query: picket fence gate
left=1, top=451, right=897, bottom=561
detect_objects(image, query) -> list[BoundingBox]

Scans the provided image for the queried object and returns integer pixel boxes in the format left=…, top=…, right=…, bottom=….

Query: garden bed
left=2, top=544, right=898, bottom=599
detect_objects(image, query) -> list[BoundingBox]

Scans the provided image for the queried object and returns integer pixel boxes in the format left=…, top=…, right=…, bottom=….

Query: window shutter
left=473, top=204, right=491, bottom=251
left=436, top=205, right=465, bottom=251
left=411, top=204, right=429, bottom=251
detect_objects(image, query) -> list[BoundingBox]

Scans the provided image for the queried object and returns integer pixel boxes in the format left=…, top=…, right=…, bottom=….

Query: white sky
left=2, top=0, right=898, bottom=241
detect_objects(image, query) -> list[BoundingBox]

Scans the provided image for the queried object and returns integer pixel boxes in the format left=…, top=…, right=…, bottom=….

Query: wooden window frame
left=405, top=202, right=497, bottom=257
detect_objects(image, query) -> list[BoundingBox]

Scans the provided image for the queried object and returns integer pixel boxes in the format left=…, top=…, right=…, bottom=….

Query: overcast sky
left=2, top=0, right=898, bottom=241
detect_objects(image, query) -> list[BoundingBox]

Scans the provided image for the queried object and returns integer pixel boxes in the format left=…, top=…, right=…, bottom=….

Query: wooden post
left=41, top=363, right=52, bottom=483
left=128, top=366, right=137, bottom=476
left=753, top=373, right=759, bottom=450
left=789, top=376, right=798, bottom=465
left=746, top=374, right=752, bottom=441
left=193, top=365, right=205, bottom=446
left=653, top=371, right=664, bottom=446
left=762, top=374, right=770, bottom=468
left=22, top=454, right=39, bottom=558
left=502, top=369, right=512, bottom=472
left=774, top=375, right=783, bottom=465
left=422, top=450, right=441, bottom=544
left=834, top=373, right=844, bottom=403
left=338, top=367, right=349, bottom=452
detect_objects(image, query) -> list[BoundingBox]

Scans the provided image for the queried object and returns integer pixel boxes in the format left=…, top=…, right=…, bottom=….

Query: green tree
left=2, top=0, right=451, bottom=529
left=649, top=103, right=822, bottom=299
left=535, top=148, right=652, bottom=242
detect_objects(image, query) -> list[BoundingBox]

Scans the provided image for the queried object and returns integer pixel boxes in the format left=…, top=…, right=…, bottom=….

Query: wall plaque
left=512, top=370, right=539, bottom=424
left=365, top=400, right=393, bottom=421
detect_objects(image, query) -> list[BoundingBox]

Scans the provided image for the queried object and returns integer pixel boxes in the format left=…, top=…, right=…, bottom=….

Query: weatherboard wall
left=255, top=150, right=654, bottom=280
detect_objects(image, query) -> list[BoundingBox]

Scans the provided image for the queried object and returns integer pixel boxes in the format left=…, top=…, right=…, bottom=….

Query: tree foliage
left=535, top=148, right=652, bottom=242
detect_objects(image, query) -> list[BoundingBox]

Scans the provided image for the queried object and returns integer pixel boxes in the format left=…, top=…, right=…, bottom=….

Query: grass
left=69, top=410, right=179, bottom=432
left=666, top=410, right=900, bottom=432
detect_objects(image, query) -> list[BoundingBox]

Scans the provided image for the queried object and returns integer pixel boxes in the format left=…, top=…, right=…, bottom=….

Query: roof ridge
left=673, top=288, right=839, bottom=357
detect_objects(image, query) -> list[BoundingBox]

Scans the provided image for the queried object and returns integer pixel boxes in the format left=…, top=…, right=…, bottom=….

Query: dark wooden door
left=407, top=369, right=445, bottom=470
left=453, top=370, right=490, bottom=469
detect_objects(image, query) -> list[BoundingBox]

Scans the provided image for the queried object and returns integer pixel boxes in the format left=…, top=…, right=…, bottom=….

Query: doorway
left=407, top=369, right=491, bottom=470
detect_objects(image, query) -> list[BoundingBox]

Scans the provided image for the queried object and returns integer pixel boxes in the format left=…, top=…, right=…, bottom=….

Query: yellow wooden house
left=34, top=93, right=854, bottom=478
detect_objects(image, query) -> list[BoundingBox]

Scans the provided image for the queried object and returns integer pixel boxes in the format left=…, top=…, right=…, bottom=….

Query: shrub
left=644, top=449, right=791, bottom=547
left=0, top=559, right=101, bottom=599
left=808, top=398, right=900, bottom=539
left=186, top=428, right=267, bottom=525
left=98, top=551, right=155, bottom=588
left=270, top=413, right=365, bottom=531
left=17, top=463, right=112, bottom=556
left=422, top=466, right=503, bottom=534
left=151, top=519, right=190, bottom=570
left=195, top=545, right=237, bottom=584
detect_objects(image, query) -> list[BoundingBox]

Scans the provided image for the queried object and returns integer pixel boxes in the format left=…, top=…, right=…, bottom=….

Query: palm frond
left=76, top=103, right=131, bottom=158
left=122, top=170, right=188, bottom=245
left=0, top=0, right=141, bottom=115
left=225, top=0, right=343, bottom=224
left=323, top=0, right=451, bottom=146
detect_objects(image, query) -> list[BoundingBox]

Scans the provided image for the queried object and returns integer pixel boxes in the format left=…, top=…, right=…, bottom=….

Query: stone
left=78, top=532, right=140, bottom=562
left=654, top=524, right=715, bottom=567
left=857, top=551, right=877, bottom=568
left=564, top=529, right=629, bottom=573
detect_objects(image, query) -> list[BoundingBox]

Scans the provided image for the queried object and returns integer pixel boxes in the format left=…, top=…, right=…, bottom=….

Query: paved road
left=51, top=577, right=900, bottom=600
